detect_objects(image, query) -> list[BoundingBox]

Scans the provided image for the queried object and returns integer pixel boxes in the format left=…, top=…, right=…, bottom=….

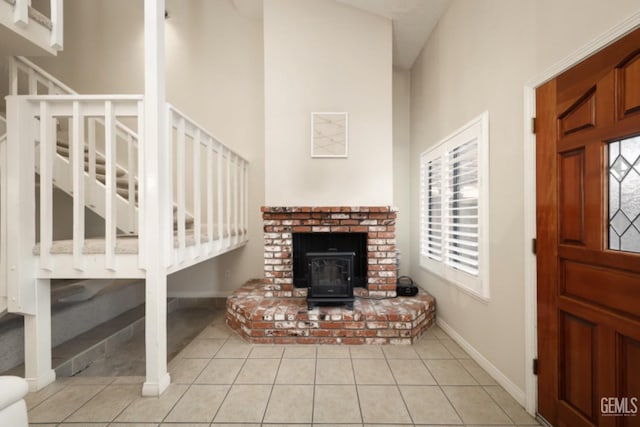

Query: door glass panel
left=608, top=136, right=640, bottom=253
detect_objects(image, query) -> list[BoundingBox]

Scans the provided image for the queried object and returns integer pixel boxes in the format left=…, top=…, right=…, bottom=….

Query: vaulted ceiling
left=231, top=0, right=450, bottom=69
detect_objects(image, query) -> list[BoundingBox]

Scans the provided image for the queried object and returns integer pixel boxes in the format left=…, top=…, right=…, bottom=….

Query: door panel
left=559, top=150, right=586, bottom=244
left=537, top=27, right=640, bottom=427
left=560, top=313, right=596, bottom=421
left=562, top=260, right=640, bottom=318
left=617, top=51, right=640, bottom=118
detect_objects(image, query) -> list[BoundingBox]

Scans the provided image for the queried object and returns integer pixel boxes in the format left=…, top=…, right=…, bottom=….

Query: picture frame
left=310, top=112, right=348, bottom=158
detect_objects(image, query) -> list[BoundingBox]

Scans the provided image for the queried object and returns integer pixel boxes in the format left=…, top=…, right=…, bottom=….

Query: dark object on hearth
left=306, top=251, right=355, bottom=310
left=397, top=276, right=419, bottom=297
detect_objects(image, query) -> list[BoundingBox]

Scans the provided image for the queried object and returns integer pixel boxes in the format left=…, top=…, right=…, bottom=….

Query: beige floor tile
left=388, top=359, right=437, bottom=385
left=114, top=384, right=188, bottom=423
left=215, top=342, right=253, bottom=358
left=443, top=385, right=512, bottom=425
left=352, top=359, right=395, bottom=384
left=213, top=384, right=271, bottom=423
left=195, top=358, right=244, bottom=384
left=209, top=424, right=260, bottom=427
left=65, top=384, right=139, bottom=422
left=169, top=358, right=210, bottom=384
left=313, top=385, right=362, bottom=424
left=263, top=385, right=313, bottom=423
left=159, top=424, right=209, bottom=427
left=28, top=384, right=106, bottom=423
left=317, top=345, right=350, bottom=358
left=235, top=358, right=280, bottom=384
left=276, top=358, right=316, bottom=384
left=106, top=424, right=158, bottom=426
left=414, top=340, right=455, bottom=359
left=182, top=338, right=226, bottom=358
left=484, top=385, right=539, bottom=425
left=399, top=385, right=462, bottom=424
left=283, top=345, right=316, bottom=358
left=63, top=377, right=116, bottom=385
left=357, top=385, right=412, bottom=424
left=424, top=359, right=478, bottom=385
left=197, top=323, right=233, bottom=339
left=249, top=345, right=285, bottom=358
left=111, top=376, right=145, bottom=384
left=418, top=326, right=443, bottom=340
left=431, top=325, right=450, bottom=339
left=349, top=345, right=384, bottom=359
left=315, top=358, right=354, bottom=384
left=57, top=423, right=108, bottom=426
left=25, top=380, right=69, bottom=410
left=382, top=345, right=420, bottom=359
left=164, top=384, right=229, bottom=423
left=459, top=359, right=497, bottom=385
left=440, top=338, right=470, bottom=359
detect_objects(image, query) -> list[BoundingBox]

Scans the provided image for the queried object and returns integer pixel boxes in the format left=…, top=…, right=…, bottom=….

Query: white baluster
left=206, top=136, right=214, bottom=251
left=193, top=128, right=201, bottom=256
left=176, top=115, right=186, bottom=261
left=71, top=101, right=85, bottom=271
left=50, top=0, right=63, bottom=50
left=217, top=144, right=223, bottom=249
left=225, top=148, right=231, bottom=249
left=104, top=101, right=117, bottom=271
left=127, top=132, right=136, bottom=234
left=87, top=118, right=96, bottom=209
left=39, top=102, right=53, bottom=271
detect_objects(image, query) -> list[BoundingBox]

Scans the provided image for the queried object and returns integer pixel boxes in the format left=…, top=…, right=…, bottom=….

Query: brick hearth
left=226, top=280, right=436, bottom=344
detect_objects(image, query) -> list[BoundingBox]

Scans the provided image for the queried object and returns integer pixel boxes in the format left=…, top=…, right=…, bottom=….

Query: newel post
left=141, top=0, right=171, bottom=397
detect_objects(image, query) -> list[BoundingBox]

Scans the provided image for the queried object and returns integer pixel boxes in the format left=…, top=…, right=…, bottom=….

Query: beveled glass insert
left=608, top=136, right=640, bottom=253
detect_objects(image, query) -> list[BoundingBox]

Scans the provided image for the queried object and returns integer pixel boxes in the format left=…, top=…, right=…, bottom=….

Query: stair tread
left=32, top=225, right=247, bottom=255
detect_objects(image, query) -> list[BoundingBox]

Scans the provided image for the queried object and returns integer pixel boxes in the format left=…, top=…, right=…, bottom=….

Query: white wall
left=31, top=0, right=265, bottom=296
left=393, top=68, right=411, bottom=275
left=263, top=0, right=393, bottom=207
left=410, top=0, right=640, bottom=399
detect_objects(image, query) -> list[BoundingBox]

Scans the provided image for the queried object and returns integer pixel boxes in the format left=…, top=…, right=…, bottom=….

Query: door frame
left=522, top=11, right=640, bottom=416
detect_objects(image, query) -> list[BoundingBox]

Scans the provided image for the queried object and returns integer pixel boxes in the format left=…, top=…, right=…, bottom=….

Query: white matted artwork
left=311, top=112, right=348, bottom=158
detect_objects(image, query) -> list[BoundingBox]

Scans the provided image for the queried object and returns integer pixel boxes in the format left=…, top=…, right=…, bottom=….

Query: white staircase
left=0, top=53, right=250, bottom=393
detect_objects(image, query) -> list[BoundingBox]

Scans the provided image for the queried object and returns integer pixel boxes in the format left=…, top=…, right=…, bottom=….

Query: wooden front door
left=536, top=28, right=640, bottom=427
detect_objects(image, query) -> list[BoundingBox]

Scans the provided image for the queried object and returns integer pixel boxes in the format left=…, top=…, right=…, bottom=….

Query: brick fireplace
left=262, top=206, right=398, bottom=298
left=225, top=206, right=436, bottom=344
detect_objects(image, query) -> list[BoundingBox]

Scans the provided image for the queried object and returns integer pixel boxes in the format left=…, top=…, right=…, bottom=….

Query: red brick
left=344, top=321, right=365, bottom=329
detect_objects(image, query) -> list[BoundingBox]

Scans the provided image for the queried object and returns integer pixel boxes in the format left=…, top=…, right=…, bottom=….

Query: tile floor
left=26, top=310, right=540, bottom=426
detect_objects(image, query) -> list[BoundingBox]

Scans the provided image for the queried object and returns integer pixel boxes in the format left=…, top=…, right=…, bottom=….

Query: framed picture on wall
left=311, top=112, right=348, bottom=158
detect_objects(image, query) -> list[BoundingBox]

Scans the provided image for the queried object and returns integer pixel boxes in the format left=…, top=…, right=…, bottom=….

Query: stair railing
left=6, top=95, right=249, bottom=293
left=7, top=96, right=144, bottom=282
left=167, top=104, right=249, bottom=267
left=8, top=56, right=140, bottom=234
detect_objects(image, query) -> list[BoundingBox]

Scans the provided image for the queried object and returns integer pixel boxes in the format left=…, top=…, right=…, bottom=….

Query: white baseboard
left=436, top=317, right=526, bottom=406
